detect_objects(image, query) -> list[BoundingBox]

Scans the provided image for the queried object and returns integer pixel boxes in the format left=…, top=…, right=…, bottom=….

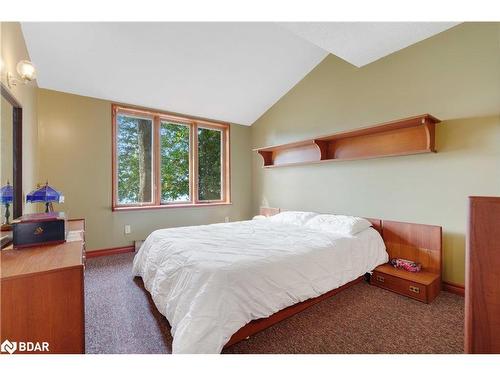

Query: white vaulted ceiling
left=279, top=22, right=459, bottom=67
left=21, top=22, right=459, bottom=125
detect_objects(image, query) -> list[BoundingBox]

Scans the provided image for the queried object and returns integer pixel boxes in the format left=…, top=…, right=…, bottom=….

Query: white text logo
left=1, top=339, right=49, bottom=354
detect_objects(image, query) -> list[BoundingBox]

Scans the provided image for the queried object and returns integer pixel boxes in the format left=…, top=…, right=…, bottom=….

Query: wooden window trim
left=112, top=104, right=231, bottom=211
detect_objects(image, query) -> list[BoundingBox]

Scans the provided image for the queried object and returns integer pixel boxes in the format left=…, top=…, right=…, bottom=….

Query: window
left=161, top=121, right=191, bottom=203
left=197, top=127, right=222, bottom=201
left=112, top=105, right=230, bottom=210
left=116, top=114, right=154, bottom=205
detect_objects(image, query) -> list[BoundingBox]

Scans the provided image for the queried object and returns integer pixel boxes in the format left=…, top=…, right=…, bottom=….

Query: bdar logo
left=1, top=339, right=17, bottom=354
left=0, top=339, right=49, bottom=354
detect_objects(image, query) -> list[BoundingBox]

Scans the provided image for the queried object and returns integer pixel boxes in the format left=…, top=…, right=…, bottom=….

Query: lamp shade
left=0, top=182, right=13, bottom=204
left=26, top=183, right=64, bottom=204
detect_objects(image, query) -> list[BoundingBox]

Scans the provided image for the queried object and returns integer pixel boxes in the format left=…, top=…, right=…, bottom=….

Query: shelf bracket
left=313, top=140, right=329, bottom=161
left=257, top=150, right=274, bottom=167
left=423, top=120, right=436, bottom=152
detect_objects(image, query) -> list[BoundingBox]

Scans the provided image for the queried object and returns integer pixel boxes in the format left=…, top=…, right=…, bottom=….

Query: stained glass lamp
left=26, top=181, right=64, bottom=213
left=1, top=181, right=13, bottom=226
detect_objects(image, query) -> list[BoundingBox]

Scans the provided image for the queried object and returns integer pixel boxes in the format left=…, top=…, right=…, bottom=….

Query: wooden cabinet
left=0, top=219, right=85, bottom=354
left=465, top=197, right=500, bottom=353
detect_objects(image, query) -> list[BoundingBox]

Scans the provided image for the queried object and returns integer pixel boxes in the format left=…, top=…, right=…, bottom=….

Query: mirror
left=1, top=95, right=14, bottom=217
left=1, top=82, right=22, bottom=247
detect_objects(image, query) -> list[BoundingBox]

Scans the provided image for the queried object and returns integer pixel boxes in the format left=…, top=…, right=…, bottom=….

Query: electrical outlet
left=124, top=225, right=131, bottom=234
left=224, top=216, right=230, bottom=223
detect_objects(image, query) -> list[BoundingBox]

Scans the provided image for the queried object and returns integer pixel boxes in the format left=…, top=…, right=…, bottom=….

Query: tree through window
left=198, top=127, right=222, bottom=201
left=161, top=121, right=190, bottom=203
left=113, top=105, right=229, bottom=210
left=116, top=114, right=153, bottom=204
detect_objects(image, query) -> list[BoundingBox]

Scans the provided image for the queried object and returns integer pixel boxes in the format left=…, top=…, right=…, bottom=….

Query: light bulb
left=16, top=60, right=36, bottom=82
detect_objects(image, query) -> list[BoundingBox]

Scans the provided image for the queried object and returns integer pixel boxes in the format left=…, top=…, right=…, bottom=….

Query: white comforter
left=132, top=219, right=388, bottom=354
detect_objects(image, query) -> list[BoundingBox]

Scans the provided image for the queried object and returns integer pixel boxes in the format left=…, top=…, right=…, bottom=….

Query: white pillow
left=252, top=215, right=267, bottom=220
left=269, top=211, right=318, bottom=226
left=306, top=214, right=372, bottom=236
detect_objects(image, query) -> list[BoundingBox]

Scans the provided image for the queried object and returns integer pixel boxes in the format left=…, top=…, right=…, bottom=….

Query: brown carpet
left=85, top=252, right=464, bottom=354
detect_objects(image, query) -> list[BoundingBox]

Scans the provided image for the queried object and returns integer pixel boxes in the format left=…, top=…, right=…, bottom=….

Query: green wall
left=251, top=23, right=500, bottom=285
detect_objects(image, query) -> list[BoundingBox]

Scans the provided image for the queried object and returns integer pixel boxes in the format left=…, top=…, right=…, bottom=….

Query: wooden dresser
left=0, top=219, right=85, bottom=354
left=465, top=197, right=500, bottom=353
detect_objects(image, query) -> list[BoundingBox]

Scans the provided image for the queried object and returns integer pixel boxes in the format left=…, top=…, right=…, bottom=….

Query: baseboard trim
left=86, top=246, right=135, bottom=258
left=442, top=281, right=465, bottom=297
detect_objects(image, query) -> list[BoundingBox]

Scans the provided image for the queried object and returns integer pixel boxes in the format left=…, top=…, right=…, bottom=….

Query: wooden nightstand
left=371, top=220, right=442, bottom=304
left=371, top=264, right=441, bottom=303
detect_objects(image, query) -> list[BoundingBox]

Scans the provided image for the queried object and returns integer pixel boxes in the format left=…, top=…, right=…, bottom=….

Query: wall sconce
left=6, top=60, right=37, bottom=87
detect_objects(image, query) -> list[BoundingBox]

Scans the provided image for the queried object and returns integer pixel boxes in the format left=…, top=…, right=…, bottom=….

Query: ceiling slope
left=22, top=22, right=328, bottom=125
left=279, top=22, right=460, bottom=67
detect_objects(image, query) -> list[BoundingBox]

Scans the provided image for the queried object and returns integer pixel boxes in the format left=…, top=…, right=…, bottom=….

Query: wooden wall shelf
left=254, top=114, right=441, bottom=168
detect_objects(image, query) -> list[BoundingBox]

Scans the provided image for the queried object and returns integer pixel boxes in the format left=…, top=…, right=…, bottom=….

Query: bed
left=132, top=209, right=391, bottom=353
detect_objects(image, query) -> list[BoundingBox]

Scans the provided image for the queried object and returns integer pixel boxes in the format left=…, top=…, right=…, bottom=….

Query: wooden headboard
left=259, top=207, right=442, bottom=274
left=382, top=220, right=442, bottom=274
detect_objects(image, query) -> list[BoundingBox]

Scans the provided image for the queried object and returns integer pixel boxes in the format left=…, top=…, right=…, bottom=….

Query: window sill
left=112, top=201, right=232, bottom=212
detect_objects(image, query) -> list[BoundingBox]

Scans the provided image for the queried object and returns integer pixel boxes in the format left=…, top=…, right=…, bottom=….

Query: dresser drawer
left=1, top=266, right=85, bottom=353
left=371, top=270, right=427, bottom=303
